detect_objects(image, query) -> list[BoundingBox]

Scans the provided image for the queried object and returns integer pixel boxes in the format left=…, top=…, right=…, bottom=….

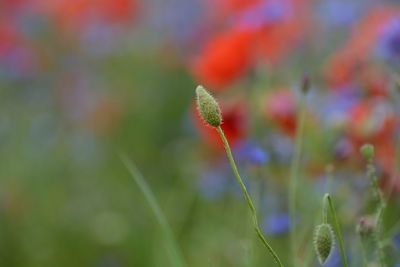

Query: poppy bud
left=314, top=223, right=335, bottom=265
left=360, top=144, right=374, bottom=161
left=196, top=85, right=222, bottom=127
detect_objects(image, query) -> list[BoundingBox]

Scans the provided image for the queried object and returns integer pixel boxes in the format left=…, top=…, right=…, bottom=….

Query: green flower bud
left=195, top=85, right=222, bottom=127
left=314, top=223, right=335, bottom=265
left=360, top=144, right=374, bottom=161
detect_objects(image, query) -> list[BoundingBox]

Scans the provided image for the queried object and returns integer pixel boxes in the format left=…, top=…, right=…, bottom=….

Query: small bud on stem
left=360, top=144, right=375, bottom=162
left=356, top=216, right=375, bottom=238
left=195, top=85, right=222, bottom=127
left=314, top=223, right=335, bottom=265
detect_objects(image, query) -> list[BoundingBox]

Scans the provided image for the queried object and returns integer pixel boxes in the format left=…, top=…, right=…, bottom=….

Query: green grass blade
left=120, top=154, right=185, bottom=267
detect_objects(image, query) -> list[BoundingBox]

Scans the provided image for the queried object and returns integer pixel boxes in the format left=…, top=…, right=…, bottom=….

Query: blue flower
left=262, top=213, right=290, bottom=236
left=324, top=248, right=342, bottom=267
left=394, top=233, right=400, bottom=251
left=234, top=141, right=269, bottom=166
left=236, top=0, right=289, bottom=31
left=317, top=0, right=363, bottom=28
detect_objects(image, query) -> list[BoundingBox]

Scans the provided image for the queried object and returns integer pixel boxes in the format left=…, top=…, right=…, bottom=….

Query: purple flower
left=262, top=213, right=290, bottom=236
left=375, top=18, right=400, bottom=63
left=333, top=138, right=355, bottom=161
left=0, top=46, right=35, bottom=81
left=318, top=91, right=359, bottom=128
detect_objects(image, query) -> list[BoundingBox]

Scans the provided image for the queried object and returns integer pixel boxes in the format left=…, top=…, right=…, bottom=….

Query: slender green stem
left=359, top=236, right=368, bottom=267
left=322, top=195, right=328, bottom=224
left=289, top=92, right=307, bottom=266
left=216, top=126, right=284, bottom=267
left=366, top=161, right=386, bottom=267
left=324, top=194, right=348, bottom=267
left=120, top=154, right=186, bottom=267
left=248, top=175, right=264, bottom=267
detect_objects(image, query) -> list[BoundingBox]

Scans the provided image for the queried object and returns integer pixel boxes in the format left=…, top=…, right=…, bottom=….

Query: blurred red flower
left=0, top=23, right=20, bottom=57
left=192, top=100, right=248, bottom=151
left=192, top=30, right=255, bottom=90
left=41, top=0, right=137, bottom=32
left=346, top=99, right=396, bottom=143
left=192, top=0, right=310, bottom=91
left=263, top=89, right=297, bottom=137
left=358, top=66, right=390, bottom=98
left=325, top=7, right=400, bottom=88
left=345, top=99, right=398, bottom=175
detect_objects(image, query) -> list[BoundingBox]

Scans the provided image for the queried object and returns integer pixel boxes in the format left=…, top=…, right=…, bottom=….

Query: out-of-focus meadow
left=1, top=0, right=400, bottom=266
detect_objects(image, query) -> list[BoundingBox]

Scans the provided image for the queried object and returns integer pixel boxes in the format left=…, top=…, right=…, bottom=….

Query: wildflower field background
left=1, top=0, right=400, bottom=266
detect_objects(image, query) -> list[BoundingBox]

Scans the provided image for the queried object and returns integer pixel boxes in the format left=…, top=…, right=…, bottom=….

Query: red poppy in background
left=192, top=100, right=248, bottom=151
left=0, top=0, right=26, bottom=14
left=0, top=23, right=20, bottom=57
left=325, top=6, right=400, bottom=88
left=346, top=99, right=396, bottom=143
left=192, top=29, right=255, bottom=90
left=358, top=66, right=390, bottom=98
left=263, top=89, right=297, bottom=137
left=345, top=99, right=398, bottom=174
left=192, top=0, right=310, bottom=91
left=41, top=0, right=137, bottom=33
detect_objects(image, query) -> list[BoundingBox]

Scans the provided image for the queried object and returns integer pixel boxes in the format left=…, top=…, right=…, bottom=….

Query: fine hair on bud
left=195, top=85, right=222, bottom=127
left=314, top=223, right=335, bottom=265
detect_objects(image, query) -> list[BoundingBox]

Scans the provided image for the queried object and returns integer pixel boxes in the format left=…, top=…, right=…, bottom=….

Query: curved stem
left=324, top=194, right=348, bottom=267
left=217, top=126, right=284, bottom=267
left=289, top=92, right=306, bottom=266
left=121, top=154, right=186, bottom=267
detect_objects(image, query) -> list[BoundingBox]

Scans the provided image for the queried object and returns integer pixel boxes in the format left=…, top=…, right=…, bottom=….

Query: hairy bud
left=360, top=144, right=374, bottom=162
left=196, top=85, right=222, bottom=127
left=314, top=223, right=335, bottom=265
